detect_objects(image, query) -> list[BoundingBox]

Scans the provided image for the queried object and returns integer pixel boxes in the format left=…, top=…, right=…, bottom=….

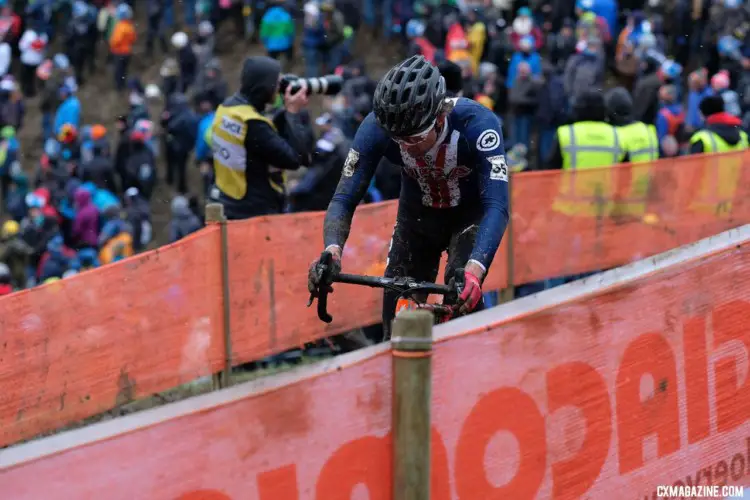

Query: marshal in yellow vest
left=553, top=121, right=624, bottom=216
left=689, top=129, right=749, bottom=217
left=210, top=103, right=285, bottom=200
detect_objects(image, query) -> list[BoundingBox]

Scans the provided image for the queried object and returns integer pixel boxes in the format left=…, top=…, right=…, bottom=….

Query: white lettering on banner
left=655, top=485, right=745, bottom=498
left=219, top=116, right=244, bottom=137
left=476, top=129, right=500, bottom=151
left=488, top=155, right=508, bottom=182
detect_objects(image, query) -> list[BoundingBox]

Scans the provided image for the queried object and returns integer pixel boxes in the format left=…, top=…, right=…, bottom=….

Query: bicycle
left=307, top=252, right=465, bottom=324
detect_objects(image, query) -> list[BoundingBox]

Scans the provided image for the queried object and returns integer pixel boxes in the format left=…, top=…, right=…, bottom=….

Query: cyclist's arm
left=323, top=113, right=389, bottom=251
left=464, top=104, right=510, bottom=275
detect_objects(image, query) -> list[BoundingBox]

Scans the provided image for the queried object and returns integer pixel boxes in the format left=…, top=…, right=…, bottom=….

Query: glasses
left=393, top=120, right=436, bottom=146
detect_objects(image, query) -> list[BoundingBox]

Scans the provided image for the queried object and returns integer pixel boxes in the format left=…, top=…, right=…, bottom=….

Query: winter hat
left=171, top=31, right=189, bottom=49
left=116, top=3, right=132, bottom=20
left=198, top=21, right=214, bottom=37
left=145, top=84, right=161, bottom=99
left=0, top=77, right=15, bottom=92
left=710, top=70, right=730, bottom=91
left=438, top=60, right=463, bottom=95
left=125, top=187, right=140, bottom=198
left=171, top=195, right=189, bottom=215
left=699, top=95, right=725, bottom=117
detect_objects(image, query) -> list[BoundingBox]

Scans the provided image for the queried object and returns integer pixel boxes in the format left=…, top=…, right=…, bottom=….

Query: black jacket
left=213, top=56, right=311, bottom=220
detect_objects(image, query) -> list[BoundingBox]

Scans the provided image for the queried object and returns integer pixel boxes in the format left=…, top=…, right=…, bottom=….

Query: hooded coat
left=71, top=187, right=99, bottom=247
left=211, top=56, right=311, bottom=220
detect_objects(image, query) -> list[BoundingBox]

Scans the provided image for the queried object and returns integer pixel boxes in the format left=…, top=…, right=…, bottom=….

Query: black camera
left=279, top=74, right=344, bottom=97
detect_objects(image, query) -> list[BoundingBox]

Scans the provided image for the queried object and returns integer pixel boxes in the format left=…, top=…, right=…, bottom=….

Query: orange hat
left=90, top=124, right=107, bottom=141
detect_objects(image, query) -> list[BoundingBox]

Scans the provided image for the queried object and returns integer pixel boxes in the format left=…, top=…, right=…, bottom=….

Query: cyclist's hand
left=457, top=267, right=483, bottom=315
left=307, top=247, right=342, bottom=296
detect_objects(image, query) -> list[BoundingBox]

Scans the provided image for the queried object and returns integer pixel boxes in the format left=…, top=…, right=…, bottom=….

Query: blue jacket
left=302, top=16, right=326, bottom=49
left=506, top=52, right=542, bottom=89
left=590, top=0, right=618, bottom=38
left=195, top=111, right=214, bottom=162
left=260, top=6, right=295, bottom=52
left=54, top=96, right=81, bottom=137
left=80, top=181, right=119, bottom=213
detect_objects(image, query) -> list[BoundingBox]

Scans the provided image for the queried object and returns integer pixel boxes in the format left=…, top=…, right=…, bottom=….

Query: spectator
left=18, top=12, right=48, bottom=97
left=508, top=61, right=541, bottom=150
left=0, top=219, right=32, bottom=289
left=711, top=70, right=741, bottom=118
left=125, top=119, right=157, bottom=199
left=302, top=1, right=325, bottom=77
left=633, top=59, right=681, bottom=125
left=507, top=35, right=542, bottom=90
left=510, top=7, right=544, bottom=52
left=688, top=94, right=748, bottom=155
left=168, top=195, right=201, bottom=243
left=145, top=0, right=169, bottom=58
left=109, top=3, right=137, bottom=91
left=162, top=93, right=198, bottom=194
left=66, top=1, right=95, bottom=85
left=124, top=187, right=152, bottom=251
left=685, top=69, right=712, bottom=133
left=193, top=21, right=216, bottom=70
left=54, top=85, right=81, bottom=138
left=563, top=38, right=605, bottom=105
left=655, top=84, right=687, bottom=150
left=172, top=31, right=197, bottom=92
left=261, top=0, right=295, bottom=62
left=71, top=187, right=99, bottom=249
left=320, top=0, right=347, bottom=72
left=536, top=63, right=568, bottom=164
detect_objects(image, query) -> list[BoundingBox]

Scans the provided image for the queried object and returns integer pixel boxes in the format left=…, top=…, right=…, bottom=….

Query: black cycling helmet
left=373, top=55, right=446, bottom=137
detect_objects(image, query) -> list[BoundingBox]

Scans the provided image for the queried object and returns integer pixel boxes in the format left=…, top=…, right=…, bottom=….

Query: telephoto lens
left=280, top=74, right=344, bottom=96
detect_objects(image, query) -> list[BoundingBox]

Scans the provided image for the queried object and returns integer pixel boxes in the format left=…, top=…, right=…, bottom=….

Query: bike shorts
left=382, top=200, right=485, bottom=339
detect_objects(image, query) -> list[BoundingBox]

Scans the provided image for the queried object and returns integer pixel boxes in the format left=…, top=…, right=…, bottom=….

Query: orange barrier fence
left=2, top=224, right=749, bottom=498
left=0, top=227, right=227, bottom=447
left=0, top=150, right=748, bottom=448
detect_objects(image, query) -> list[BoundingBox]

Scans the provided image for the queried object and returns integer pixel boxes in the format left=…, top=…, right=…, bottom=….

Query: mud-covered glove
left=307, top=247, right=342, bottom=298
left=456, top=269, right=483, bottom=315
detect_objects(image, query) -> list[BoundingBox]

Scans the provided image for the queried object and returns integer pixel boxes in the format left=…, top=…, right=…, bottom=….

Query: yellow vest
left=210, top=103, right=285, bottom=200
left=554, top=122, right=624, bottom=216
left=689, top=129, right=749, bottom=217
left=611, top=122, right=658, bottom=217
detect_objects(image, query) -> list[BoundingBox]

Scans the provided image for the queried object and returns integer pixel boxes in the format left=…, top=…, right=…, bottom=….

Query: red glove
left=457, top=270, right=482, bottom=314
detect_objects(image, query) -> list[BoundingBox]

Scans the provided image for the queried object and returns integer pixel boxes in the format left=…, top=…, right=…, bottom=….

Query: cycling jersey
left=323, top=97, right=510, bottom=271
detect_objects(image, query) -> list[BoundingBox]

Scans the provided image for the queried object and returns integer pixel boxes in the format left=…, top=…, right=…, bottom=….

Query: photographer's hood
left=239, top=56, right=282, bottom=110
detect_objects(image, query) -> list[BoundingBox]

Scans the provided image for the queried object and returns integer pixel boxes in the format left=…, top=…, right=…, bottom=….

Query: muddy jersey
left=323, top=97, right=510, bottom=270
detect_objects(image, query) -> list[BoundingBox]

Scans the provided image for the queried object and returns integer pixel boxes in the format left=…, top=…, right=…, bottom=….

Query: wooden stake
left=391, top=309, right=433, bottom=500
left=205, top=203, right=233, bottom=389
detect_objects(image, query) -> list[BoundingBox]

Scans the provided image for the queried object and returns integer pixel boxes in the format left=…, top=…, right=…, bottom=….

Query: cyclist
left=308, top=55, right=510, bottom=338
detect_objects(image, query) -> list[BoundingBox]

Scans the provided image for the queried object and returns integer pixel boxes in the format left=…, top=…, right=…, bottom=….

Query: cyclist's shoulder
left=447, top=98, right=502, bottom=134
left=351, top=112, right=391, bottom=153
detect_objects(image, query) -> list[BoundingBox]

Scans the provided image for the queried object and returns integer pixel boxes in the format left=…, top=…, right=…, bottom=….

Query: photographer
left=208, top=56, right=311, bottom=220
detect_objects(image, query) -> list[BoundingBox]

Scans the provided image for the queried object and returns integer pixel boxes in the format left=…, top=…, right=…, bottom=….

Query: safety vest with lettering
left=554, top=121, right=624, bottom=216
left=688, top=129, right=749, bottom=217
left=210, top=103, right=285, bottom=201
left=610, top=122, right=659, bottom=216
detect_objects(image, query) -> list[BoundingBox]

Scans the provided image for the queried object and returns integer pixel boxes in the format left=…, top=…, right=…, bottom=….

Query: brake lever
left=310, top=252, right=334, bottom=323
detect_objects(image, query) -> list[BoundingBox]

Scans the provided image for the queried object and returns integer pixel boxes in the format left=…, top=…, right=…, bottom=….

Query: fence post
left=391, top=310, right=433, bottom=500
left=205, top=203, right=233, bottom=389
left=500, top=174, right=515, bottom=303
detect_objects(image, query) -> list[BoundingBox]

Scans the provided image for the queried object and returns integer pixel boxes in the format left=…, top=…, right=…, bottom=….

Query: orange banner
left=1, top=151, right=748, bottom=447
left=227, top=151, right=750, bottom=364
left=0, top=228, right=226, bottom=447
left=2, top=225, right=749, bottom=498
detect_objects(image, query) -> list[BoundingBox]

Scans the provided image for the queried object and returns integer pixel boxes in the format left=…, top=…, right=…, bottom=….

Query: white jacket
left=19, top=30, right=48, bottom=66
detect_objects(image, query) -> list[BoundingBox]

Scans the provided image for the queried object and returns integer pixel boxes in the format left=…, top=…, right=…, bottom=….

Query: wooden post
left=500, top=174, right=515, bottom=303
left=205, top=203, right=233, bottom=389
left=391, top=310, right=433, bottom=500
